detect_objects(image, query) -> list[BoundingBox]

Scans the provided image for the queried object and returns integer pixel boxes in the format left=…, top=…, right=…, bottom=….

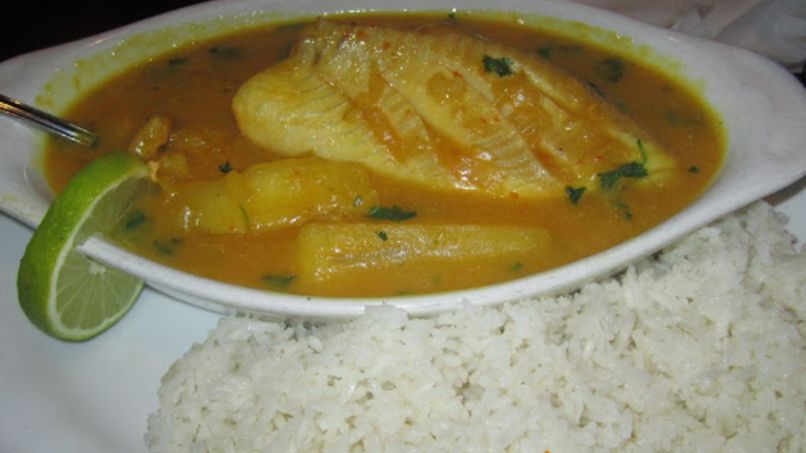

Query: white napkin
left=572, top=0, right=806, bottom=71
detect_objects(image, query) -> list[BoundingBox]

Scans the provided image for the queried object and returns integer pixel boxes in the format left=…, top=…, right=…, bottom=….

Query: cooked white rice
left=146, top=202, right=806, bottom=452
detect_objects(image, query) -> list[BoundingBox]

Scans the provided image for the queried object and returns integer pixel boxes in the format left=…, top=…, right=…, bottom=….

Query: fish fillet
left=233, top=21, right=674, bottom=199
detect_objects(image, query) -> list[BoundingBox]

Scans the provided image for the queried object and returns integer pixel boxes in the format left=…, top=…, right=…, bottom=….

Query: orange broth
left=44, top=12, right=724, bottom=297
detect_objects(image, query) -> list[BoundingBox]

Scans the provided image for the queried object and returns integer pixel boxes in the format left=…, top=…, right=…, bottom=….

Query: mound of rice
left=146, top=202, right=806, bottom=452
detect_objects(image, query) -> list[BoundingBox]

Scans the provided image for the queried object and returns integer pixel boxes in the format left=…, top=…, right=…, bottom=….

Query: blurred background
left=2, top=1, right=206, bottom=62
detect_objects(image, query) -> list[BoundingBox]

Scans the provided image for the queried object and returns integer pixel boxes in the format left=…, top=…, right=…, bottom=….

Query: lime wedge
left=17, top=152, right=149, bottom=341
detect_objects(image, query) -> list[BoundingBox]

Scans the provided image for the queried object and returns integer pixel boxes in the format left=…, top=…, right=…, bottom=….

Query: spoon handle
left=0, top=94, right=98, bottom=147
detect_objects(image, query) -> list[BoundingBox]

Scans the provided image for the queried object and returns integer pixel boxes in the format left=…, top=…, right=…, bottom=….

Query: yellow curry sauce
left=44, top=12, right=724, bottom=297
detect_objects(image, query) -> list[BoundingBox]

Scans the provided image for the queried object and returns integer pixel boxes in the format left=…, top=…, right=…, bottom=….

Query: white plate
left=1, top=0, right=805, bottom=319
left=0, top=1, right=804, bottom=451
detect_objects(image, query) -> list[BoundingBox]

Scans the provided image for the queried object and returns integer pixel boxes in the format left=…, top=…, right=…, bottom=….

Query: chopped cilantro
left=262, top=274, right=296, bottom=289
left=587, top=81, right=629, bottom=112
left=636, top=138, right=648, bottom=163
left=483, top=55, right=514, bottom=77
left=614, top=201, right=633, bottom=220
left=218, top=161, right=232, bottom=173
left=153, top=238, right=181, bottom=257
left=666, top=111, right=701, bottom=126
left=594, top=57, right=625, bottom=83
left=688, top=165, right=700, bottom=174
left=598, top=161, right=648, bottom=189
left=536, top=44, right=581, bottom=60
left=124, top=210, right=146, bottom=230
left=376, top=231, right=388, bottom=241
left=368, top=205, right=416, bottom=222
left=510, top=262, right=525, bottom=273
left=564, top=186, right=586, bottom=205
left=447, top=10, right=457, bottom=21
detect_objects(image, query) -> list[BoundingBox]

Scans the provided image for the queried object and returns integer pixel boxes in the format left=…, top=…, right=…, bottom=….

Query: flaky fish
left=233, top=21, right=673, bottom=200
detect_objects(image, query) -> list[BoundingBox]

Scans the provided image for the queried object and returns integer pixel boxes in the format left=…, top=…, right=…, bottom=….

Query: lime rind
left=53, top=247, right=144, bottom=337
left=17, top=152, right=149, bottom=341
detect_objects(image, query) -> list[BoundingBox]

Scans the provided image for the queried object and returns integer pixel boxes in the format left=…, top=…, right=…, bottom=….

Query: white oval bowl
left=1, top=0, right=805, bottom=319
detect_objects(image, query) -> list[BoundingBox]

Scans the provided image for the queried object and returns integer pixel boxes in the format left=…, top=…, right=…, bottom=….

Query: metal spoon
left=0, top=93, right=98, bottom=147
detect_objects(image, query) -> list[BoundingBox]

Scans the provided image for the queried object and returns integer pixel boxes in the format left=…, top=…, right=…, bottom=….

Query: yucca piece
left=163, top=158, right=378, bottom=234
left=233, top=22, right=674, bottom=201
left=296, top=223, right=552, bottom=289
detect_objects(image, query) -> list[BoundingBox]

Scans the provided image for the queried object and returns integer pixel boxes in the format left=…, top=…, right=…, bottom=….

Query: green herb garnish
left=598, top=161, right=648, bottom=189
left=483, top=55, right=514, bottom=77
left=218, top=161, right=232, bottom=173
left=153, top=238, right=181, bottom=257
left=537, top=46, right=553, bottom=59
left=587, top=81, right=629, bottom=112
left=376, top=231, right=388, bottom=241
left=665, top=111, right=701, bottom=126
left=636, top=138, right=648, bottom=163
left=688, top=165, right=700, bottom=174
left=614, top=201, right=633, bottom=220
left=564, top=186, right=586, bottom=205
left=594, top=57, right=624, bottom=83
left=536, top=44, right=581, bottom=60
left=124, top=210, right=146, bottom=231
left=368, top=205, right=416, bottom=222
left=262, top=274, right=296, bottom=289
